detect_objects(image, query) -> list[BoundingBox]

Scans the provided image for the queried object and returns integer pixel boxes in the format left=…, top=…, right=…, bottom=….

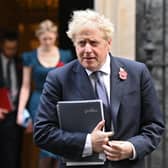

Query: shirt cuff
left=82, top=134, right=92, bottom=157
left=129, top=142, right=136, bottom=160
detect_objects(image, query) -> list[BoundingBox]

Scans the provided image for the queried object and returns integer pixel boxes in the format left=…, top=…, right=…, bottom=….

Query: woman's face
left=38, top=31, right=56, bottom=50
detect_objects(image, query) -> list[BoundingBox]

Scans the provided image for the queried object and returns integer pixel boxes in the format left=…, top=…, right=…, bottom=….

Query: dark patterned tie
left=93, top=71, right=112, bottom=131
left=6, top=59, right=11, bottom=90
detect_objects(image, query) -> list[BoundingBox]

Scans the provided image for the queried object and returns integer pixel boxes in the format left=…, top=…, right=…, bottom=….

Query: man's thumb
left=93, top=120, right=105, bottom=131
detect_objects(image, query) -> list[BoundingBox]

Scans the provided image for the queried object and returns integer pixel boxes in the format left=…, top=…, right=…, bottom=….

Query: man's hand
left=91, top=120, right=113, bottom=153
left=0, top=108, right=9, bottom=120
left=102, top=140, right=133, bottom=161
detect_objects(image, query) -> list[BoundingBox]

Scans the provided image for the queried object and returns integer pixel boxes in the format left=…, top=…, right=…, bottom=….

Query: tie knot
left=92, top=71, right=102, bottom=79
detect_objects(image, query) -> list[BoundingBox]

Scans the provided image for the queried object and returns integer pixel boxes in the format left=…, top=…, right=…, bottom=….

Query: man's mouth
left=83, top=57, right=96, bottom=60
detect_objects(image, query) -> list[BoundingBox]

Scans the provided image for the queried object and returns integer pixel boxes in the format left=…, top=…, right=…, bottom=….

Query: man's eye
left=76, top=41, right=99, bottom=47
left=80, top=41, right=86, bottom=45
left=90, top=41, right=99, bottom=46
left=78, top=41, right=86, bottom=47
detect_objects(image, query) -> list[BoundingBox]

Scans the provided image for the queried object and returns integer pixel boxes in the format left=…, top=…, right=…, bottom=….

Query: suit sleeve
left=33, top=70, right=87, bottom=159
left=128, top=64, right=165, bottom=160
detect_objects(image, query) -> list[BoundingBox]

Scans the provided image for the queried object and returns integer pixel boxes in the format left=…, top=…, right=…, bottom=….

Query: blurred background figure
left=0, top=31, right=22, bottom=168
left=17, top=19, right=73, bottom=168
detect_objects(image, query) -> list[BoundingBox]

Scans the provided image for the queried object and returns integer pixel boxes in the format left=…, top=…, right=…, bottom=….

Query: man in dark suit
left=34, top=9, right=164, bottom=168
left=0, top=32, right=22, bottom=168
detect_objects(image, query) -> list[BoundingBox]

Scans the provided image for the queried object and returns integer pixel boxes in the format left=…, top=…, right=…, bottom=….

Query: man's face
left=2, top=40, right=18, bottom=58
left=74, top=28, right=112, bottom=71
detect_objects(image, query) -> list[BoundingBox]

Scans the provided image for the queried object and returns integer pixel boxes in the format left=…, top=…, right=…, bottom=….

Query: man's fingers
left=105, top=131, right=114, bottom=138
left=0, top=108, right=9, bottom=121
left=109, top=140, right=124, bottom=144
left=103, top=143, right=123, bottom=161
left=0, top=108, right=8, bottom=113
left=93, top=120, right=105, bottom=131
left=108, top=141, right=125, bottom=150
left=103, top=144, right=118, bottom=154
left=0, top=113, right=5, bottom=120
left=104, top=141, right=134, bottom=161
left=102, top=144, right=112, bottom=152
left=3, top=109, right=9, bottom=114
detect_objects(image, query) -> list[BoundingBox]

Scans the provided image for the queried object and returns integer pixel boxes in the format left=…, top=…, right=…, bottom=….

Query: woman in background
left=17, top=19, right=73, bottom=168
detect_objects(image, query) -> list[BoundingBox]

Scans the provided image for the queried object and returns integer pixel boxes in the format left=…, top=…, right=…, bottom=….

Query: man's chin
left=80, top=61, right=100, bottom=71
left=82, top=64, right=99, bottom=71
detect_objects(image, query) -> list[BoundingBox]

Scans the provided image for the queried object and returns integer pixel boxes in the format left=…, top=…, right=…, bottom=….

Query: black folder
left=57, top=99, right=105, bottom=166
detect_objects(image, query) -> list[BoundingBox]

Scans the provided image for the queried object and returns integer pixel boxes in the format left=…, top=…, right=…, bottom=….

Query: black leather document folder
left=57, top=99, right=105, bottom=166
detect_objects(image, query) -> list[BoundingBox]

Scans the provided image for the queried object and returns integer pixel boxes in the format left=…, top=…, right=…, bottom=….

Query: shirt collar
left=85, top=54, right=111, bottom=76
left=1, top=54, right=13, bottom=63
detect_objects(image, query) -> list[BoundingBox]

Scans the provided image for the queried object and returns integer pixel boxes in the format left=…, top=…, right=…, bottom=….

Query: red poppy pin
left=56, top=61, right=64, bottom=68
left=119, top=67, right=128, bottom=80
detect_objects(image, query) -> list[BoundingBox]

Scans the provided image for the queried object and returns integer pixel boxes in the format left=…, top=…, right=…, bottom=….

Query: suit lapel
left=14, top=58, right=19, bottom=87
left=0, top=54, right=5, bottom=87
left=73, top=62, right=96, bottom=99
left=110, top=56, right=127, bottom=132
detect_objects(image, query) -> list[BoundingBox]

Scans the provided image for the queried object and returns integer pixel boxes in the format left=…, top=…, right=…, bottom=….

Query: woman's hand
left=16, top=111, right=23, bottom=126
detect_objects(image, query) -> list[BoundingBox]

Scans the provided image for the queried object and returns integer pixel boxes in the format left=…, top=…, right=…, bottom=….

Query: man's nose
left=84, top=43, right=92, bottom=52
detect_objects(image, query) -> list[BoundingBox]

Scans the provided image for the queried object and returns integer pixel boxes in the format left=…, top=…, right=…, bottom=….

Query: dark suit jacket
left=34, top=55, right=164, bottom=168
left=0, top=54, right=22, bottom=111
left=0, top=54, right=22, bottom=168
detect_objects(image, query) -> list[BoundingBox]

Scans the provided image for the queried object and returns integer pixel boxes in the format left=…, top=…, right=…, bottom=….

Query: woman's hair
left=35, top=19, right=58, bottom=37
left=66, top=9, right=114, bottom=42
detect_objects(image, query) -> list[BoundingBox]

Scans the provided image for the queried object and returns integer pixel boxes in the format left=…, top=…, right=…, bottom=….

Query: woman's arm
left=17, top=66, right=32, bottom=126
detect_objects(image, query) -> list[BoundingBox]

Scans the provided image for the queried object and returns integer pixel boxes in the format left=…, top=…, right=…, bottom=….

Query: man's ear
left=107, top=38, right=112, bottom=52
left=108, top=38, right=112, bottom=45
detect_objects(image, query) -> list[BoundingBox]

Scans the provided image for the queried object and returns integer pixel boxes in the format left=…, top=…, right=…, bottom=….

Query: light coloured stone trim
left=94, top=0, right=135, bottom=60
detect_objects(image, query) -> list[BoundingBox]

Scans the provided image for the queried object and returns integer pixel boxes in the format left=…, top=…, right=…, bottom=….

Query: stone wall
left=136, top=1, right=167, bottom=168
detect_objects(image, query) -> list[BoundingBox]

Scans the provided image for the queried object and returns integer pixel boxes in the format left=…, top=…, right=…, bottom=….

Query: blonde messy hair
left=66, top=9, right=114, bottom=42
left=35, top=19, right=57, bottom=37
